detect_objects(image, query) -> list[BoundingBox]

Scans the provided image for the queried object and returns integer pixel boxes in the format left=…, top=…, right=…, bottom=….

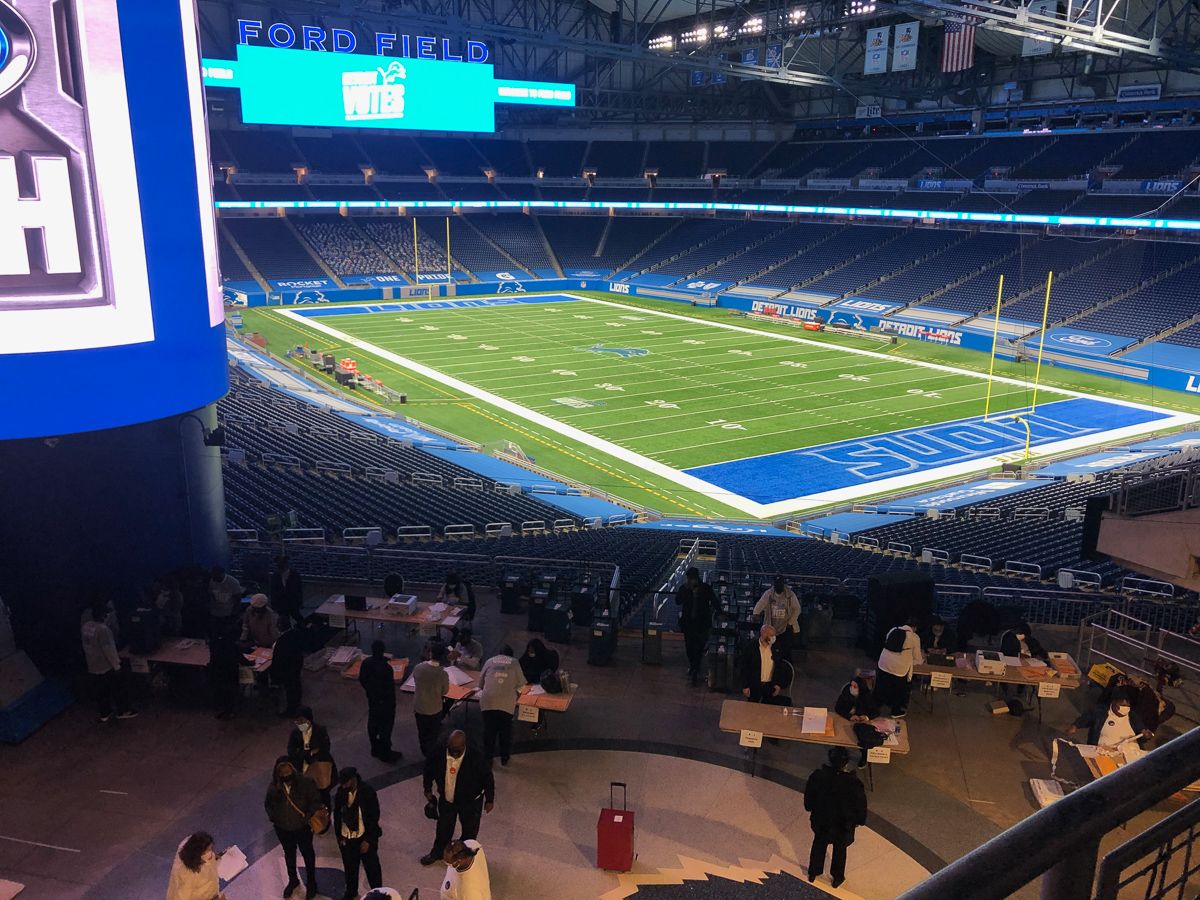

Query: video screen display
left=203, top=44, right=575, bottom=133
left=0, top=0, right=227, bottom=438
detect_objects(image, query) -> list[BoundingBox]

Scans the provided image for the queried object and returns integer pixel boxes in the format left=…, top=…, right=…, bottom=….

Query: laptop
left=926, top=651, right=955, bottom=668
left=344, top=595, right=367, bottom=611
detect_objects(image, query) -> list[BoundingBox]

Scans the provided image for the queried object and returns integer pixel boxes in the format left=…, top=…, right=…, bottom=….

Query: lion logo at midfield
left=579, top=344, right=649, bottom=358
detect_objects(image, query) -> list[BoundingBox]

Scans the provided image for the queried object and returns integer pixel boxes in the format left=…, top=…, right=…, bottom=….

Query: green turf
left=239, top=291, right=1200, bottom=519
left=318, top=297, right=1045, bottom=471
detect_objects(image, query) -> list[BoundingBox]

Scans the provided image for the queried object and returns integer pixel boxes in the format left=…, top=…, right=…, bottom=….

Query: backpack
left=884, top=627, right=908, bottom=653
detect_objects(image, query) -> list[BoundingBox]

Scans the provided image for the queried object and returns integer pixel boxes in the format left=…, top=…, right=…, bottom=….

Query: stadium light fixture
left=648, top=34, right=674, bottom=51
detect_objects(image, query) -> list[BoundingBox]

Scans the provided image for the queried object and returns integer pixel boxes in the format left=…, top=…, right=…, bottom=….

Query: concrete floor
left=0, top=585, right=1189, bottom=899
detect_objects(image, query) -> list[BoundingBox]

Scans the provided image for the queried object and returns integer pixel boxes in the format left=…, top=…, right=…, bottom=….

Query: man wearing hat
left=241, top=593, right=280, bottom=649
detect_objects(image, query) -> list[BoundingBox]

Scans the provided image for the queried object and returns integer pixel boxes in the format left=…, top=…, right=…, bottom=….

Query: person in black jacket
left=334, top=767, right=382, bottom=900
left=358, top=641, right=400, bottom=762
left=738, top=625, right=792, bottom=705
left=270, top=555, right=305, bottom=629
left=999, top=621, right=1048, bottom=700
left=804, top=747, right=868, bottom=889
left=288, top=707, right=338, bottom=807
left=208, top=621, right=250, bottom=720
left=519, top=638, right=559, bottom=686
left=676, top=567, right=715, bottom=686
left=419, top=730, right=495, bottom=867
left=264, top=756, right=322, bottom=899
left=921, top=616, right=957, bottom=656
left=272, top=618, right=305, bottom=718
left=834, top=676, right=883, bottom=768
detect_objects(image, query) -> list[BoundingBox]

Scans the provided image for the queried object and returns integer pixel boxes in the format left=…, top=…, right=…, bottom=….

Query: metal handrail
left=1094, top=795, right=1200, bottom=898
left=899, top=728, right=1200, bottom=900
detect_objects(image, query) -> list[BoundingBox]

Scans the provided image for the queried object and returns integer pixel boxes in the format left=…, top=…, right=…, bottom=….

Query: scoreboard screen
left=203, top=44, right=575, bottom=133
left=0, top=0, right=226, bottom=438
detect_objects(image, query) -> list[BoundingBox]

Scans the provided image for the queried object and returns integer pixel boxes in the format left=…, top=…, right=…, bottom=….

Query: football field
left=279, top=293, right=1196, bottom=517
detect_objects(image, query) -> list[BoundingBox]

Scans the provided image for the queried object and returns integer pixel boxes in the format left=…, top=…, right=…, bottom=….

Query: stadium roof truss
left=199, top=0, right=1200, bottom=124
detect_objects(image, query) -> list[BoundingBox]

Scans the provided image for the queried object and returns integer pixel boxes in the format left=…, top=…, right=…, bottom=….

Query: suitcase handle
left=610, top=781, right=627, bottom=811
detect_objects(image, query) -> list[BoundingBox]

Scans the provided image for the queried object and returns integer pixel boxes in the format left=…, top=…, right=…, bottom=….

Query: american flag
left=941, top=18, right=976, bottom=72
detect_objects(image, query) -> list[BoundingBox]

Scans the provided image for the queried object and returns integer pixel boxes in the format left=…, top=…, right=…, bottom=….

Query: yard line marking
left=98, top=790, right=128, bottom=796
left=280, top=308, right=765, bottom=515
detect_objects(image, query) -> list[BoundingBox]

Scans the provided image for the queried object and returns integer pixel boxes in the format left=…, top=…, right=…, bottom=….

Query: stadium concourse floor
left=0, top=582, right=1186, bottom=900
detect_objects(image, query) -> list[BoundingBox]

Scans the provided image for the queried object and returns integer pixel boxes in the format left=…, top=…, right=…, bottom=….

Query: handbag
left=308, top=760, right=334, bottom=791
left=286, top=789, right=330, bottom=835
left=539, top=668, right=564, bottom=694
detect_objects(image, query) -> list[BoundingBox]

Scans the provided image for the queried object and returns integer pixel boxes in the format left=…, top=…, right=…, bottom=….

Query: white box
left=976, top=650, right=1007, bottom=677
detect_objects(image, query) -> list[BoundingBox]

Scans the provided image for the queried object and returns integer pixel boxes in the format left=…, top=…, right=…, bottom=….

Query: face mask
left=849, top=685, right=859, bottom=697
left=1016, top=634, right=1027, bottom=642
left=297, top=723, right=311, bottom=733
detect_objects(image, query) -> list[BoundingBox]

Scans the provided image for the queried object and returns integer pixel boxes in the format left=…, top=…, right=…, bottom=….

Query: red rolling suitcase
left=597, top=781, right=635, bottom=871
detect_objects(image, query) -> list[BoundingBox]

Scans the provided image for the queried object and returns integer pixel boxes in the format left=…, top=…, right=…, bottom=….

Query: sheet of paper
left=401, top=675, right=416, bottom=692
left=884, top=733, right=899, bottom=747
left=869, top=717, right=896, bottom=735
left=1002, top=655, right=1024, bottom=667
left=526, top=685, right=547, bottom=696
left=739, top=729, right=763, bottom=748
left=801, top=707, right=828, bottom=734
left=217, top=845, right=248, bottom=881
left=1122, top=745, right=1147, bottom=766
left=1024, top=658, right=1048, bottom=668
left=517, top=704, right=540, bottom=723
left=445, top=666, right=474, bottom=686
left=1075, top=744, right=1101, bottom=759
left=867, top=747, right=892, bottom=763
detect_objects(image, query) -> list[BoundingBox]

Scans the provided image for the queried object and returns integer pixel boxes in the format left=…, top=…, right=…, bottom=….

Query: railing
left=961, top=553, right=994, bottom=571
left=443, top=524, right=476, bottom=538
left=1123, top=576, right=1176, bottom=598
left=553, top=518, right=576, bottom=532
left=315, top=460, right=352, bottom=475
left=1058, top=569, right=1103, bottom=589
left=900, top=728, right=1200, bottom=900
left=520, top=520, right=547, bottom=534
left=887, top=541, right=913, bottom=556
left=1014, top=506, right=1051, bottom=519
left=411, top=472, right=444, bottom=487
left=342, top=526, right=383, bottom=545
left=226, top=528, right=259, bottom=543
left=1095, top=797, right=1200, bottom=899
left=396, top=525, right=433, bottom=540
left=484, top=522, right=513, bottom=537
left=282, top=527, right=325, bottom=543
left=1004, top=560, right=1043, bottom=579
left=453, top=477, right=484, bottom=491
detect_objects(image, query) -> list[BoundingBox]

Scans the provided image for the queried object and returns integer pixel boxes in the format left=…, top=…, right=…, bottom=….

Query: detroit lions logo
left=496, top=281, right=525, bottom=294
left=293, top=290, right=329, bottom=304
left=579, top=344, right=649, bottom=358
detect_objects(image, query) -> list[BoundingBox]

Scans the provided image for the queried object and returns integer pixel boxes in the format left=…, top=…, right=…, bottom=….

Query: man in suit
left=739, top=624, right=792, bottom=705
left=676, top=567, right=715, bottom=686
left=420, top=729, right=495, bottom=867
left=334, top=767, right=383, bottom=900
left=359, top=640, right=400, bottom=762
left=270, top=555, right=305, bottom=629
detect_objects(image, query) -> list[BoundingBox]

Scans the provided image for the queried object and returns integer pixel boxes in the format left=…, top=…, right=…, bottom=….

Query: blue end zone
left=289, top=294, right=580, bottom=318
left=626, top=519, right=803, bottom=537
left=684, top=397, right=1172, bottom=505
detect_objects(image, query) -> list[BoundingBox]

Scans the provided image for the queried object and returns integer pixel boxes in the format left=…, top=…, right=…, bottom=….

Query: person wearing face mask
left=420, top=730, right=495, bottom=867
left=264, top=757, right=322, bottom=899
left=334, top=768, right=383, bottom=900
left=752, top=577, right=802, bottom=660
left=440, top=839, right=491, bottom=900
left=921, top=615, right=956, bottom=656
left=166, top=831, right=225, bottom=900
left=738, top=625, right=791, bottom=705
left=803, top=747, right=868, bottom=890
left=834, top=676, right=883, bottom=768
left=287, top=707, right=338, bottom=807
left=1068, top=688, right=1152, bottom=749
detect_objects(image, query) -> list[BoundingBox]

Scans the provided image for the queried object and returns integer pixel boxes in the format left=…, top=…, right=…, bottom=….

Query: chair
left=383, top=573, right=405, bottom=596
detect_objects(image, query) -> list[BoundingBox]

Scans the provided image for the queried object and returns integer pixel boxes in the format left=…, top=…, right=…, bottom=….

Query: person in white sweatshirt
left=477, top=645, right=526, bottom=766
left=440, top=839, right=491, bottom=900
left=81, top=600, right=136, bottom=723
left=166, top=831, right=225, bottom=900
